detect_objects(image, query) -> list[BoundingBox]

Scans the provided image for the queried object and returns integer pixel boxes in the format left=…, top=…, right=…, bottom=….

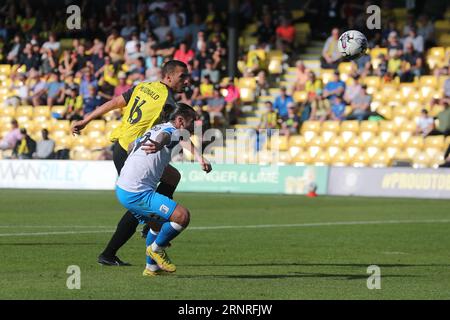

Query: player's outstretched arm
left=180, top=139, right=212, bottom=173
left=71, top=95, right=127, bottom=135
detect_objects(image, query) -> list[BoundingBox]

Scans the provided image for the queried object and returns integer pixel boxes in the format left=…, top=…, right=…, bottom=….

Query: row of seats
left=208, top=146, right=445, bottom=168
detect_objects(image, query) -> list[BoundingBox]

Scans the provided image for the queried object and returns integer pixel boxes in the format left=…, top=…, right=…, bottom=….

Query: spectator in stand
left=201, top=59, right=220, bottom=84
left=33, top=129, right=55, bottom=159
left=276, top=16, right=295, bottom=52
left=258, top=101, right=279, bottom=134
left=444, top=69, right=450, bottom=99
left=323, top=71, right=345, bottom=103
left=187, top=14, right=206, bottom=51
left=382, top=19, right=398, bottom=43
left=114, top=71, right=131, bottom=96
left=45, top=72, right=65, bottom=107
left=120, top=18, right=137, bottom=40
left=13, top=129, right=36, bottom=160
left=125, top=32, right=143, bottom=57
left=415, top=109, right=435, bottom=136
left=403, top=26, right=424, bottom=54
left=168, top=2, right=186, bottom=29
left=293, top=60, right=309, bottom=91
left=374, top=53, right=388, bottom=78
left=343, top=74, right=362, bottom=104
left=255, top=70, right=269, bottom=97
left=206, top=88, right=227, bottom=127
left=194, top=103, right=211, bottom=133
left=63, top=84, right=83, bottom=121
left=346, top=85, right=372, bottom=121
left=73, top=44, right=89, bottom=73
left=304, top=70, right=323, bottom=97
left=273, top=86, right=294, bottom=118
left=280, top=103, right=300, bottom=137
left=400, top=42, right=424, bottom=82
left=0, top=119, right=22, bottom=151
left=153, top=16, right=171, bottom=43
left=29, top=69, right=48, bottom=106
left=387, top=49, right=403, bottom=78
left=255, top=14, right=276, bottom=49
left=427, top=101, right=450, bottom=136
left=387, top=31, right=402, bottom=57
left=172, top=15, right=189, bottom=46
left=173, top=42, right=195, bottom=65
left=417, top=14, right=435, bottom=49
left=19, top=43, right=40, bottom=71
left=41, top=32, right=60, bottom=58
left=330, top=96, right=346, bottom=121
left=195, top=30, right=207, bottom=53
left=58, top=50, right=77, bottom=77
left=223, top=78, right=240, bottom=125
left=7, top=34, right=23, bottom=64
left=321, top=28, right=341, bottom=69
left=79, top=71, right=98, bottom=99
left=105, top=28, right=125, bottom=64
left=5, top=73, right=29, bottom=107
left=438, top=144, right=450, bottom=168
left=83, top=85, right=102, bottom=116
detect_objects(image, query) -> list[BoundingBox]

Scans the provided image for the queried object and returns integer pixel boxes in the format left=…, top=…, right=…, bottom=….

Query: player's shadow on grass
left=182, top=262, right=450, bottom=268
left=0, top=242, right=97, bottom=246
left=176, top=273, right=420, bottom=280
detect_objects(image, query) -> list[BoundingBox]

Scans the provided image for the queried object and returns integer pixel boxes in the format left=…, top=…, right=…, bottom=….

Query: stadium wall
left=0, top=160, right=449, bottom=199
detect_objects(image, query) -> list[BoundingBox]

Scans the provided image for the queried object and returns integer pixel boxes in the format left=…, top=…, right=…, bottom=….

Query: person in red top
left=173, top=42, right=195, bottom=65
left=276, top=17, right=295, bottom=51
left=113, top=72, right=131, bottom=97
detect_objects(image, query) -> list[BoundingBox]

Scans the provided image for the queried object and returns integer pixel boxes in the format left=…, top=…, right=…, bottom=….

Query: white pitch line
left=0, top=219, right=449, bottom=237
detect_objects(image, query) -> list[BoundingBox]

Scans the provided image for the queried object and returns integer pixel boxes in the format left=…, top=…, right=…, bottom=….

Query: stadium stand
left=0, top=0, right=449, bottom=167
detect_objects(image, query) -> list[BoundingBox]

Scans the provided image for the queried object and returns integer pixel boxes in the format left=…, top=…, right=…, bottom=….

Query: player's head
left=167, top=103, right=196, bottom=133
left=161, top=60, right=190, bottom=93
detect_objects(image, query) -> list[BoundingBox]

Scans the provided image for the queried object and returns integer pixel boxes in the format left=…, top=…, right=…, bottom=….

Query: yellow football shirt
left=110, top=81, right=177, bottom=150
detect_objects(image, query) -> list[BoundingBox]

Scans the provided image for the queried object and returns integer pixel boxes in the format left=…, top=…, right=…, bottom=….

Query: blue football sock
left=146, top=228, right=159, bottom=266
left=154, top=222, right=184, bottom=248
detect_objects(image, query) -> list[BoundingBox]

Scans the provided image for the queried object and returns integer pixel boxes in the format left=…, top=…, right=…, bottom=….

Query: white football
left=338, top=30, right=368, bottom=60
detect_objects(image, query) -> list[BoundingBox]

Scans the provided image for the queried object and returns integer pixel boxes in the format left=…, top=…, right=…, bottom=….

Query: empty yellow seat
left=424, top=135, right=445, bottom=150
left=293, top=91, right=308, bottom=103
left=268, top=59, right=282, bottom=74
left=320, top=69, right=335, bottom=84
left=54, top=136, right=73, bottom=150
left=419, top=75, right=438, bottom=88
left=239, top=87, right=255, bottom=102
left=51, top=120, right=70, bottom=132
left=366, top=137, right=385, bottom=157
left=34, top=106, right=51, bottom=118
left=291, top=151, right=312, bottom=165
left=0, top=107, right=15, bottom=117
left=269, top=135, right=289, bottom=151
left=16, top=106, right=34, bottom=118
left=351, top=152, right=371, bottom=167
left=238, top=77, right=257, bottom=89
left=71, top=135, right=91, bottom=151
left=412, top=152, right=430, bottom=168
left=71, top=149, right=92, bottom=161
left=289, top=135, right=306, bottom=148
left=331, top=151, right=349, bottom=166
left=312, top=151, right=330, bottom=166
left=370, top=151, right=391, bottom=168
left=86, top=120, right=106, bottom=132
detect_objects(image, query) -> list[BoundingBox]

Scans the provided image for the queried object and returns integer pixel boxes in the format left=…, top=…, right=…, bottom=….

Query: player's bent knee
left=170, top=205, right=190, bottom=228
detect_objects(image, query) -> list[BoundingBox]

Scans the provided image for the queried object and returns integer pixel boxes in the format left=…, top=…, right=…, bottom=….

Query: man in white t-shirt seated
left=415, top=109, right=434, bottom=136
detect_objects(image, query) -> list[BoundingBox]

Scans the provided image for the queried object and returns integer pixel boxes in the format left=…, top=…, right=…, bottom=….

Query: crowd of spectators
left=0, top=0, right=450, bottom=162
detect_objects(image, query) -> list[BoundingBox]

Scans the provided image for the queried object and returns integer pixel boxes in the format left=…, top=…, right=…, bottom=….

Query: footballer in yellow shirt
left=71, top=60, right=211, bottom=267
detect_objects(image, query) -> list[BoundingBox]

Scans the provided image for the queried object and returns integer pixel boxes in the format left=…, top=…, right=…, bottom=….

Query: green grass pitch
left=0, top=189, right=449, bottom=299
